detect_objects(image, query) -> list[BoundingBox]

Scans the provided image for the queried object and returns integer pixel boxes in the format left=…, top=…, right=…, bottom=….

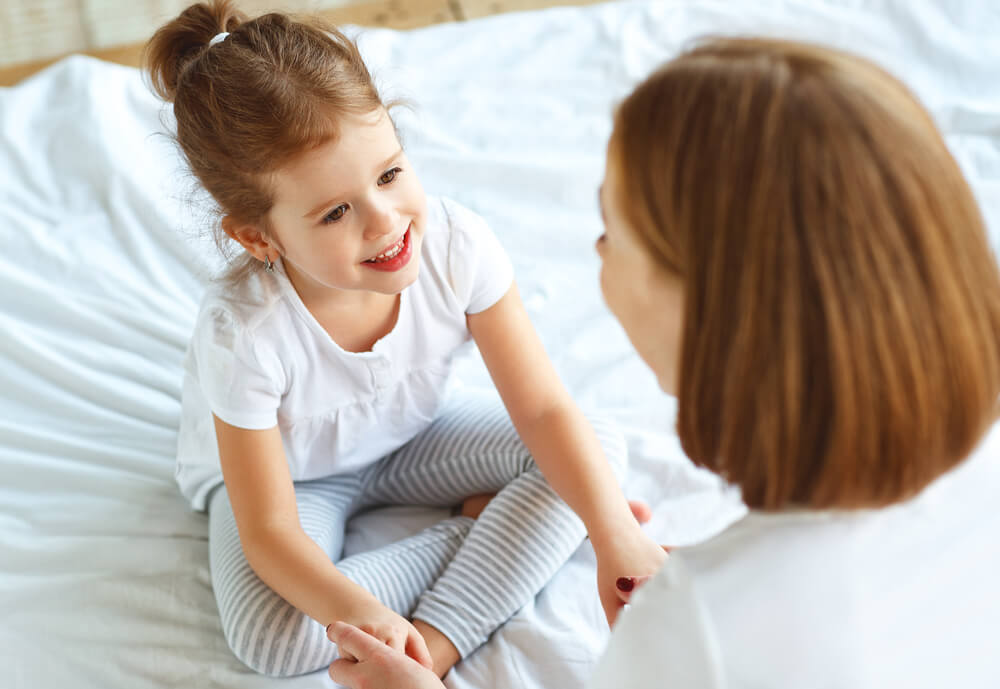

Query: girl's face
left=596, top=154, right=684, bottom=396
left=265, top=109, right=427, bottom=305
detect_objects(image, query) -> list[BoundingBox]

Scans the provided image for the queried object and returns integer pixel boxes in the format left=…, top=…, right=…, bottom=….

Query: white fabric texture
left=176, top=196, right=514, bottom=510
left=591, top=425, right=1000, bottom=689
left=1, top=1, right=998, bottom=688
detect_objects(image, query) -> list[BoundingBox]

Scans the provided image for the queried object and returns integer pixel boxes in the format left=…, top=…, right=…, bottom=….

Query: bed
left=2, top=0, right=998, bottom=687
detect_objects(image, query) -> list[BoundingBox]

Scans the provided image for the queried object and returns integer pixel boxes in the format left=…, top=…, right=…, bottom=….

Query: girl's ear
left=221, top=216, right=279, bottom=262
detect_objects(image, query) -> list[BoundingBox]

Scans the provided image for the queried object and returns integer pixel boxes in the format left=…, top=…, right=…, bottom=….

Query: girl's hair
left=610, top=38, right=1000, bottom=510
left=143, top=0, right=388, bottom=282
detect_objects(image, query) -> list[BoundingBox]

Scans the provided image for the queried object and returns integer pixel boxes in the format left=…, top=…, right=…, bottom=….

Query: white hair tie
left=209, top=32, right=230, bottom=47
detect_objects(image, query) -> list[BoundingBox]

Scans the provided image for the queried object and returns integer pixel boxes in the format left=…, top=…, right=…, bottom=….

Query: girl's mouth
left=362, top=226, right=413, bottom=272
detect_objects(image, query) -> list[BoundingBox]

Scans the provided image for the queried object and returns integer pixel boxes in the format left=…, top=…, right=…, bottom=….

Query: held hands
left=334, top=599, right=434, bottom=670
left=328, top=622, right=444, bottom=689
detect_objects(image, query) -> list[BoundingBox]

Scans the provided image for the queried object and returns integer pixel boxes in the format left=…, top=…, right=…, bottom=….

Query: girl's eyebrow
left=303, top=148, right=404, bottom=219
left=375, top=147, right=404, bottom=173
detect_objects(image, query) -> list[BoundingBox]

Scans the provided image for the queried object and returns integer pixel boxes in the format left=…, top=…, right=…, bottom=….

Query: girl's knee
left=222, top=605, right=325, bottom=677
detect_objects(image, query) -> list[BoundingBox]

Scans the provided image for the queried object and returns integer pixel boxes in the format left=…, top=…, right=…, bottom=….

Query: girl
left=326, top=37, right=1000, bottom=689
left=146, top=0, right=665, bottom=679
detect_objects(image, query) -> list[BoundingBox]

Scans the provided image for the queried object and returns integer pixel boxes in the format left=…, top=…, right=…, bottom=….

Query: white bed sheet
left=2, top=1, right=998, bottom=687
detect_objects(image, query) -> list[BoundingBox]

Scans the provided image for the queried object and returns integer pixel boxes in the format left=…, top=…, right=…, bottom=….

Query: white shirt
left=590, top=423, right=1000, bottom=689
left=174, top=197, right=513, bottom=510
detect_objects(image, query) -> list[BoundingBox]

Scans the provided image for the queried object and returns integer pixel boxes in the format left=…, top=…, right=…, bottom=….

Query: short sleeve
left=188, top=303, right=282, bottom=430
left=443, top=199, right=514, bottom=314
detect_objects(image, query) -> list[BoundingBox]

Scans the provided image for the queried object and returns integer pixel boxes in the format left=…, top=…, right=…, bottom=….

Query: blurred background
left=0, top=0, right=607, bottom=85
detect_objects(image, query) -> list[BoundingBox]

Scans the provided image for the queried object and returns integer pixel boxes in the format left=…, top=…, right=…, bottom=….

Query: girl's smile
left=362, top=225, right=413, bottom=271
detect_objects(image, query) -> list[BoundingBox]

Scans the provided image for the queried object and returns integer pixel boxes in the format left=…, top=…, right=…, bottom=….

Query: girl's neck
left=282, top=261, right=401, bottom=353
left=313, top=291, right=401, bottom=353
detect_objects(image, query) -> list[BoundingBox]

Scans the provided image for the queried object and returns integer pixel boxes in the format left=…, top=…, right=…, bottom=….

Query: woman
left=326, top=37, right=1000, bottom=688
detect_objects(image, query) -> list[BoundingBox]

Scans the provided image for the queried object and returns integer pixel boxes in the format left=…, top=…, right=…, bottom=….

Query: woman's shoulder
left=686, top=429, right=1000, bottom=576
left=663, top=440, right=1000, bottom=686
left=593, top=519, right=868, bottom=689
left=589, top=555, right=723, bottom=689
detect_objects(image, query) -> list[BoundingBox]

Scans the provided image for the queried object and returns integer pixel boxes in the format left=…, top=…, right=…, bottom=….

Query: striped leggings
left=208, top=393, right=627, bottom=677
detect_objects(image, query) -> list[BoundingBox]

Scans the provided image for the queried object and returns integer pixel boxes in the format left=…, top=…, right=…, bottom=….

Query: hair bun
left=143, top=0, right=245, bottom=102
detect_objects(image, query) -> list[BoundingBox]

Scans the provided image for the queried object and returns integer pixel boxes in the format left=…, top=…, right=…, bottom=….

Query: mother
left=328, top=38, right=1000, bottom=688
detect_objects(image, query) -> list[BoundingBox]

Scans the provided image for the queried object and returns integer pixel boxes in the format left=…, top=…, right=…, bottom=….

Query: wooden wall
left=0, top=0, right=607, bottom=86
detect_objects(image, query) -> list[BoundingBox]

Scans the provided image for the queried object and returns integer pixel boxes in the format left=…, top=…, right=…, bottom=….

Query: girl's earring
left=263, top=255, right=275, bottom=273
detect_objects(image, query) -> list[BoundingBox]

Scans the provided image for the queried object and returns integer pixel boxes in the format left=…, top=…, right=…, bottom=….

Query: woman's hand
left=592, top=523, right=668, bottom=626
left=328, top=622, right=445, bottom=689
left=335, top=600, right=434, bottom=670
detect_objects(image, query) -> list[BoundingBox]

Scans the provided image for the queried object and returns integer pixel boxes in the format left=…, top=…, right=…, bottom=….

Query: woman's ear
left=221, top=216, right=278, bottom=262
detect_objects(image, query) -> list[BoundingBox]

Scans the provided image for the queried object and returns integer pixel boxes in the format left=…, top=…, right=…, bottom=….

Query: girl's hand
left=328, top=622, right=445, bottom=689
left=335, top=600, right=434, bottom=670
left=592, top=523, right=668, bottom=626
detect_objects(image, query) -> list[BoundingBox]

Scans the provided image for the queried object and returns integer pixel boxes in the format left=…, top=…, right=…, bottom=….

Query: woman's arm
left=214, top=417, right=432, bottom=665
left=466, top=284, right=666, bottom=624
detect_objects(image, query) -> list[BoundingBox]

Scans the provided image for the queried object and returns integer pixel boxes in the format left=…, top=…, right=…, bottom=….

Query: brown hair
left=610, top=38, right=1000, bottom=510
left=143, top=0, right=389, bottom=281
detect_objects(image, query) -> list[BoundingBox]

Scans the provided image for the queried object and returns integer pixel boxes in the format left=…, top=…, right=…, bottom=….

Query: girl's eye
left=378, top=167, right=402, bottom=185
left=323, top=204, right=348, bottom=224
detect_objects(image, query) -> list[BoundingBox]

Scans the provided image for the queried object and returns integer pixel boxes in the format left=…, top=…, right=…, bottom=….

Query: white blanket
left=2, top=1, right=997, bottom=687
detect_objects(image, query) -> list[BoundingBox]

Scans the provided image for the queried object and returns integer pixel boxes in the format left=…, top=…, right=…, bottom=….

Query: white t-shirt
left=590, top=423, right=1000, bottom=689
left=174, top=197, right=514, bottom=510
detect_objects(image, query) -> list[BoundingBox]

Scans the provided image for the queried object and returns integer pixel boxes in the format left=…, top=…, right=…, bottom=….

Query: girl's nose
left=364, top=203, right=397, bottom=240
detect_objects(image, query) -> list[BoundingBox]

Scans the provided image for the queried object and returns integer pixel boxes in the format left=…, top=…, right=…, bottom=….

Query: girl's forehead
left=270, top=113, right=402, bottom=208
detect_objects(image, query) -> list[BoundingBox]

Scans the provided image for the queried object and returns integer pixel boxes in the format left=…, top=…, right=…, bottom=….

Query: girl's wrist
left=326, top=573, right=383, bottom=624
left=586, top=504, right=643, bottom=553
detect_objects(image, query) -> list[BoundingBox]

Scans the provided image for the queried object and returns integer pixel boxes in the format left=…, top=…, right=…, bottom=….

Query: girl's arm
left=467, top=284, right=667, bottom=624
left=213, top=417, right=433, bottom=666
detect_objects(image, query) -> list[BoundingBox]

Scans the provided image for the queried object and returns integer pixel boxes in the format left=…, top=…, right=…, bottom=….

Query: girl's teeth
left=371, top=237, right=404, bottom=262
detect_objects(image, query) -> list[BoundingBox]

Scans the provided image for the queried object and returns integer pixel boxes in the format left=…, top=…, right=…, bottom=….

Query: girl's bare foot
left=412, top=618, right=461, bottom=678
left=628, top=498, right=653, bottom=524
left=460, top=493, right=495, bottom=519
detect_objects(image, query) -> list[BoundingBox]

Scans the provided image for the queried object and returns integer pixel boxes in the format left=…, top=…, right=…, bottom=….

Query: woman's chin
left=633, top=350, right=675, bottom=396
left=650, top=365, right=677, bottom=397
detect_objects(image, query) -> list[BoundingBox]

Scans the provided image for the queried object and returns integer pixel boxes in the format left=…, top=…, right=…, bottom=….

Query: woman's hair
left=609, top=37, right=1000, bottom=510
left=143, top=0, right=388, bottom=281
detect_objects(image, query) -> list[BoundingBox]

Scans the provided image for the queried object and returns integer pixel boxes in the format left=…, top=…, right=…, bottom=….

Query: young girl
left=146, top=0, right=665, bottom=679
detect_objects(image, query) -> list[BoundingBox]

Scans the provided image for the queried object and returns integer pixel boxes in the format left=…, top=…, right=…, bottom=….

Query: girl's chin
left=373, top=263, right=420, bottom=294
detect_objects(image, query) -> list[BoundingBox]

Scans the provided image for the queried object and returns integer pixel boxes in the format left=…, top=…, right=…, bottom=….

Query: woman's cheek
left=598, top=263, right=612, bottom=309
left=599, top=262, right=625, bottom=322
